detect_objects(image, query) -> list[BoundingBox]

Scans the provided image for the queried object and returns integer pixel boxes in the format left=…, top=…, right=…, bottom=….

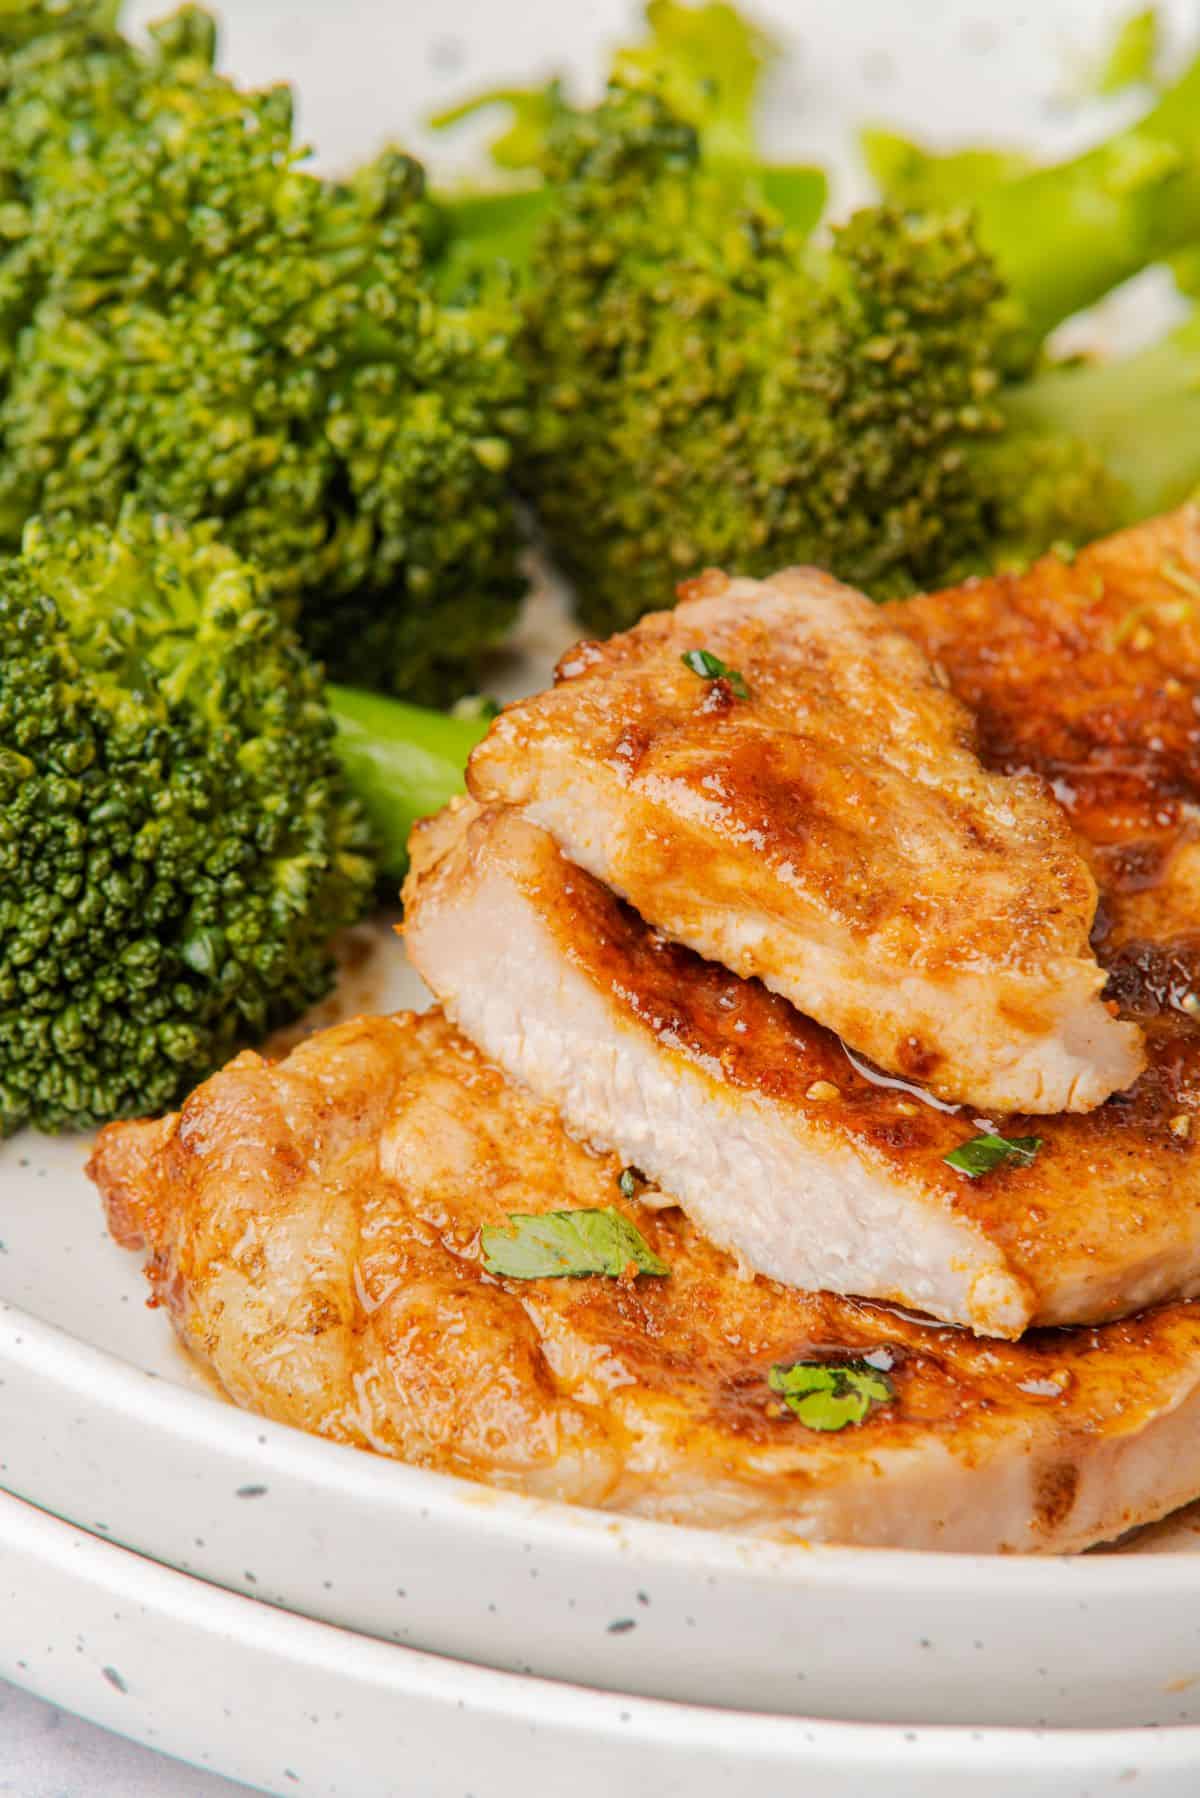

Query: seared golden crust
left=486, top=567, right=1095, bottom=967
left=88, top=1009, right=1200, bottom=1549
left=902, top=509, right=1200, bottom=1271
left=469, top=565, right=1140, bottom=1111
left=900, top=506, right=1200, bottom=959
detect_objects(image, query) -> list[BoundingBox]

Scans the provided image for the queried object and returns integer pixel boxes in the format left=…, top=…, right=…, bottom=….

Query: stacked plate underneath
left=4, top=1494, right=1200, bottom=1798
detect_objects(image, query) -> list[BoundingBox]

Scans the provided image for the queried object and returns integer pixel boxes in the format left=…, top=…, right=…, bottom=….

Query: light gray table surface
left=0, top=1679, right=255, bottom=1796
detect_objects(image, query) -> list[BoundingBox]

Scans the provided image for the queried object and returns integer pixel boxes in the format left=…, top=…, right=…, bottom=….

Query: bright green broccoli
left=982, top=310, right=1200, bottom=551
left=0, top=511, right=489, bottom=1137
left=433, top=0, right=776, bottom=171
left=498, top=67, right=1200, bottom=636
left=0, top=2, right=528, bottom=705
left=429, top=0, right=827, bottom=283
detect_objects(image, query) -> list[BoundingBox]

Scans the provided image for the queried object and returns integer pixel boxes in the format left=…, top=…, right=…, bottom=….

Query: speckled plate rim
left=15, top=1204, right=1200, bottom=1732
left=3, top=1482, right=1200, bottom=1798
left=3, top=1296, right=1197, bottom=1597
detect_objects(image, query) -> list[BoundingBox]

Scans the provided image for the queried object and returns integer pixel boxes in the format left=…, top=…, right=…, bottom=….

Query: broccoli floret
left=513, top=80, right=1200, bottom=635
left=0, top=511, right=377, bottom=1135
left=0, top=4, right=528, bottom=704
left=519, top=92, right=1011, bottom=624
left=428, top=0, right=827, bottom=288
left=433, top=0, right=776, bottom=172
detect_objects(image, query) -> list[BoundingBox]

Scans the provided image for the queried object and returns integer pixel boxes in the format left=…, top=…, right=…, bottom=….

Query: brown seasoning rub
left=89, top=1009, right=1200, bottom=1550
left=469, top=562, right=1142, bottom=1112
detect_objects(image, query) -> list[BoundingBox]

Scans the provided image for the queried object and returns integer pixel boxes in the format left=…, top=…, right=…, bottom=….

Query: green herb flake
left=618, top=1167, right=639, bottom=1200
left=481, top=1206, right=669, bottom=1280
left=768, top=1359, right=895, bottom=1432
left=681, top=647, right=750, bottom=699
left=943, top=1132, right=1043, bottom=1179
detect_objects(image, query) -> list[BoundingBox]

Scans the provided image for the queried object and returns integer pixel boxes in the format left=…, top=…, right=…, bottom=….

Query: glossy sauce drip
left=1092, top=838, right=1176, bottom=898
left=839, top=1041, right=962, bottom=1115
left=1102, top=937, right=1200, bottom=1023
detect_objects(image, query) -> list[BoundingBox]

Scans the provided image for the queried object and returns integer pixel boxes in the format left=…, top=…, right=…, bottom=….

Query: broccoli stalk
left=985, top=313, right=1200, bottom=552
left=971, top=55, right=1200, bottom=351
left=0, top=512, right=481, bottom=1138
left=862, top=31, right=1200, bottom=345
left=326, top=687, right=490, bottom=884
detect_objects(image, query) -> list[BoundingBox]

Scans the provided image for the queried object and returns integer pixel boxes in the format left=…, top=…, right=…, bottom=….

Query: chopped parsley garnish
left=768, top=1360, right=895, bottom=1432
left=943, top=1132, right=1043, bottom=1178
left=481, top=1207, right=669, bottom=1280
left=680, top=647, right=749, bottom=698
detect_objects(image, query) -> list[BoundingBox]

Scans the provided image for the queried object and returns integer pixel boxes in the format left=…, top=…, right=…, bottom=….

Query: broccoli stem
left=326, top=685, right=490, bottom=883
left=1000, top=314, right=1200, bottom=522
left=976, top=53, right=1200, bottom=346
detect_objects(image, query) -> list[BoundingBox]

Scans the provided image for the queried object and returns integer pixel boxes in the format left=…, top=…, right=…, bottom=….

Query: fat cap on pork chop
left=467, top=565, right=1143, bottom=1114
left=403, top=798, right=1200, bottom=1338
left=90, top=1007, right=1200, bottom=1553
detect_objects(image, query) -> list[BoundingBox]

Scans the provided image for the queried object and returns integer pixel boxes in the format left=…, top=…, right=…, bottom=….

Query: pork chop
left=467, top=566, right=1142, bottom=1113
left=899, top=506, right=1200, bottom=998
left=90, top=1007, right=1200, bottom=1552
left=403, top=797, right=1200, bottom=1338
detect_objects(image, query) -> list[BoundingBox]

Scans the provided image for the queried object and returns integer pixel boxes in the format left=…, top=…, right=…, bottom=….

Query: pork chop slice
left=898, top=506, right=1200, bottom=993
left=467, top=566, right=1142, bottom=1114
left=90, top=1006, right=1200, bottom=1552
left=403, top=799, right=1200, bottom=1338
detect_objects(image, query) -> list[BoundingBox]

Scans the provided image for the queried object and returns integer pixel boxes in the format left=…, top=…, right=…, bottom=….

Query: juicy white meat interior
left=468, top=567, right=1143, bottom=1113
left=92, top=1006, right=1200, bottom=1553
left=403, top=801, right=1200, bottom=1338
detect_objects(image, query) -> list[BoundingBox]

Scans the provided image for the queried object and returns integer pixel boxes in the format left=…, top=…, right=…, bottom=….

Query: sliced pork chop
left=91, top=1007, right=1200, bottom=1552
left=404, top=799, right=1200, bottom=1338
left=899, top=506, right=1200, bottom=989
left=468, top=566, right=1142, bottom=1114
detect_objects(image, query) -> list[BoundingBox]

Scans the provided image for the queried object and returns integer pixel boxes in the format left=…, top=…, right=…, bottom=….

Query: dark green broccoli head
left=0, top=1, right=125, bottom=70
left=516, top=88, right=1155, bottom=633
left=0, top=512, right=375, bottom=1136
left=0, top=5, right=528, bottom=704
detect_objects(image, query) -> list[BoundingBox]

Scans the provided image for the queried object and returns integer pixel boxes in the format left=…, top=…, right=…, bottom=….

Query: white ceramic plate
left=7, top=906, right=1200, bottom=1737
left=4, top=0, right=1200, bottom=1755
left=3, top=1484, right=1200, bottom=1798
